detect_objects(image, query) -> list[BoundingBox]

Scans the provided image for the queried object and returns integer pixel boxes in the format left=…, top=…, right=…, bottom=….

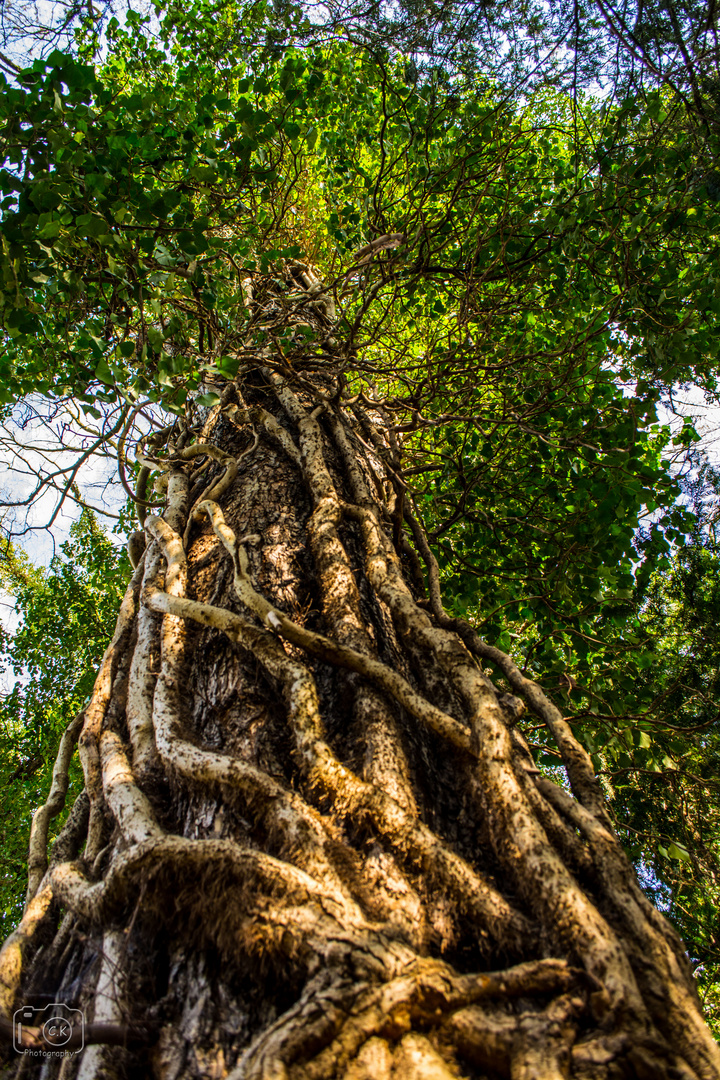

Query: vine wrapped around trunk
left=1, top=327, right=718, bottom=1080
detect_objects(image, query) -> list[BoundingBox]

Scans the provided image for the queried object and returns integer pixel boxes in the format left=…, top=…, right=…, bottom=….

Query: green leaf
left=38, top=220, right=62, bottom=240
left=217, top=355, right=241, bottom=377
left=666, top=843, right=691, bottom=862
left=95, top=358, right=114, bottom=385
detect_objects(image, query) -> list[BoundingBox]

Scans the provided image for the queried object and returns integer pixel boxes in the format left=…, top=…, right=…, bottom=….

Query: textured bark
left=1, top=311, right=718, bottom=1078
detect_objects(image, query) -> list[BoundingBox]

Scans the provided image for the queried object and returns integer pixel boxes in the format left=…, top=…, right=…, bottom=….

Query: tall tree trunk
left=1, top=336, right=718, bottom=1079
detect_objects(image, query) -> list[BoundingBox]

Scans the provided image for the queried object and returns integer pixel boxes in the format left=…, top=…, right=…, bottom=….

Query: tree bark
left=1, top=333, right=718, bottom=1079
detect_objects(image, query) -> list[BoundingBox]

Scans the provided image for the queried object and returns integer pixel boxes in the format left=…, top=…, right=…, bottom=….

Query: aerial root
left=396, top=470, right=720, bottom=1077
left=253, top=404, right=303, bottom=467
left=277, top=399, right=598, bottom=872
left=142, top=581, right=531, bottom=950
left=270, top=385, right=419, bottom=817
left=538, top=765, right=704, bottom=956
left=570, top=1033, right=700, bottom=1080
left=193, top=499, right=474, bottom=754
left=532, top=776, right=720, bottom=1078
left=25, top=709, right=85, bottom=906
left=229, top=957, right=586, bottom=1080
left=404, top=503, right=609, bottom=822
left=0, top=880, right=55, bottom=1018
left=99, top=729, right=164, bottom=845
left=512, top=754, right=596, bottom=880
left=79, top=558, right=145, bottom=864
left=150, top=695, right=345, bottom=892
left=446, top=992, right=583, bottom=1079
left=125, top=540, right=163, bottom=778
left=333, top=504, right=653, bottom=1018
left=468, top=631, right=608, bottom=820
left=340, top=1037, right=394, bottom=1080
left=0, top=879, right=145, bottom=1054
left=44, top=837, right=354, bottom=947
left=352, top=683, right=417, bottom=817
left=76, top=557, right=145, bottom=868
left=177, top=439, right=241, bottom=545
left=145, top=515, right=365, bottom=904
left=332, top=493, right=699, bottom=1044
left=387, top=1035, right=457, bottom=1080
left=308, top=958, right=586, bottom=1080
left=144, top=514, right=530, bottom=949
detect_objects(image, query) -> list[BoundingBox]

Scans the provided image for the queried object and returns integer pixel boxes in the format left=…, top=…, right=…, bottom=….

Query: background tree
left=0, top=6, right=718, bottom=1078
left=0, top=513, right=130, bottom=940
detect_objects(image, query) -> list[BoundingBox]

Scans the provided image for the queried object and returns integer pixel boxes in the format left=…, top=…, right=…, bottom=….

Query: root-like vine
left=2, top=346, right=718, bottom=1080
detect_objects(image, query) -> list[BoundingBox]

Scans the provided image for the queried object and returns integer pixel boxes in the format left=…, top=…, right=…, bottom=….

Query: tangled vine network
left=0, top=265, right=716, bottom=1080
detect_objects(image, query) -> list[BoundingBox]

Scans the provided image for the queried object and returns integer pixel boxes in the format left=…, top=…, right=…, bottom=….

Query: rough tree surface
left=0, top=270, right=717, bottom=1080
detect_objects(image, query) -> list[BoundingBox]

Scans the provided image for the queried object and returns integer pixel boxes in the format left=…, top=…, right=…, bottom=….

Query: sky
left=0, top=399, right=127, bottom=564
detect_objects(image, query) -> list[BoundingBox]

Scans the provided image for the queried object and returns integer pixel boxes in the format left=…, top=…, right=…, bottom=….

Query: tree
left=0, top=512, right=130, bottom=941
left=0, top=8, right=719, bottom=1077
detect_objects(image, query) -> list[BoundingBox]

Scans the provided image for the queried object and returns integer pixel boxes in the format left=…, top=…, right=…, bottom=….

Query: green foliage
left=0, top=37, right=331, bottom=412
left=609, top=515, right=720, bottom=1032
left=0, top=513, right=130, bottom=937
